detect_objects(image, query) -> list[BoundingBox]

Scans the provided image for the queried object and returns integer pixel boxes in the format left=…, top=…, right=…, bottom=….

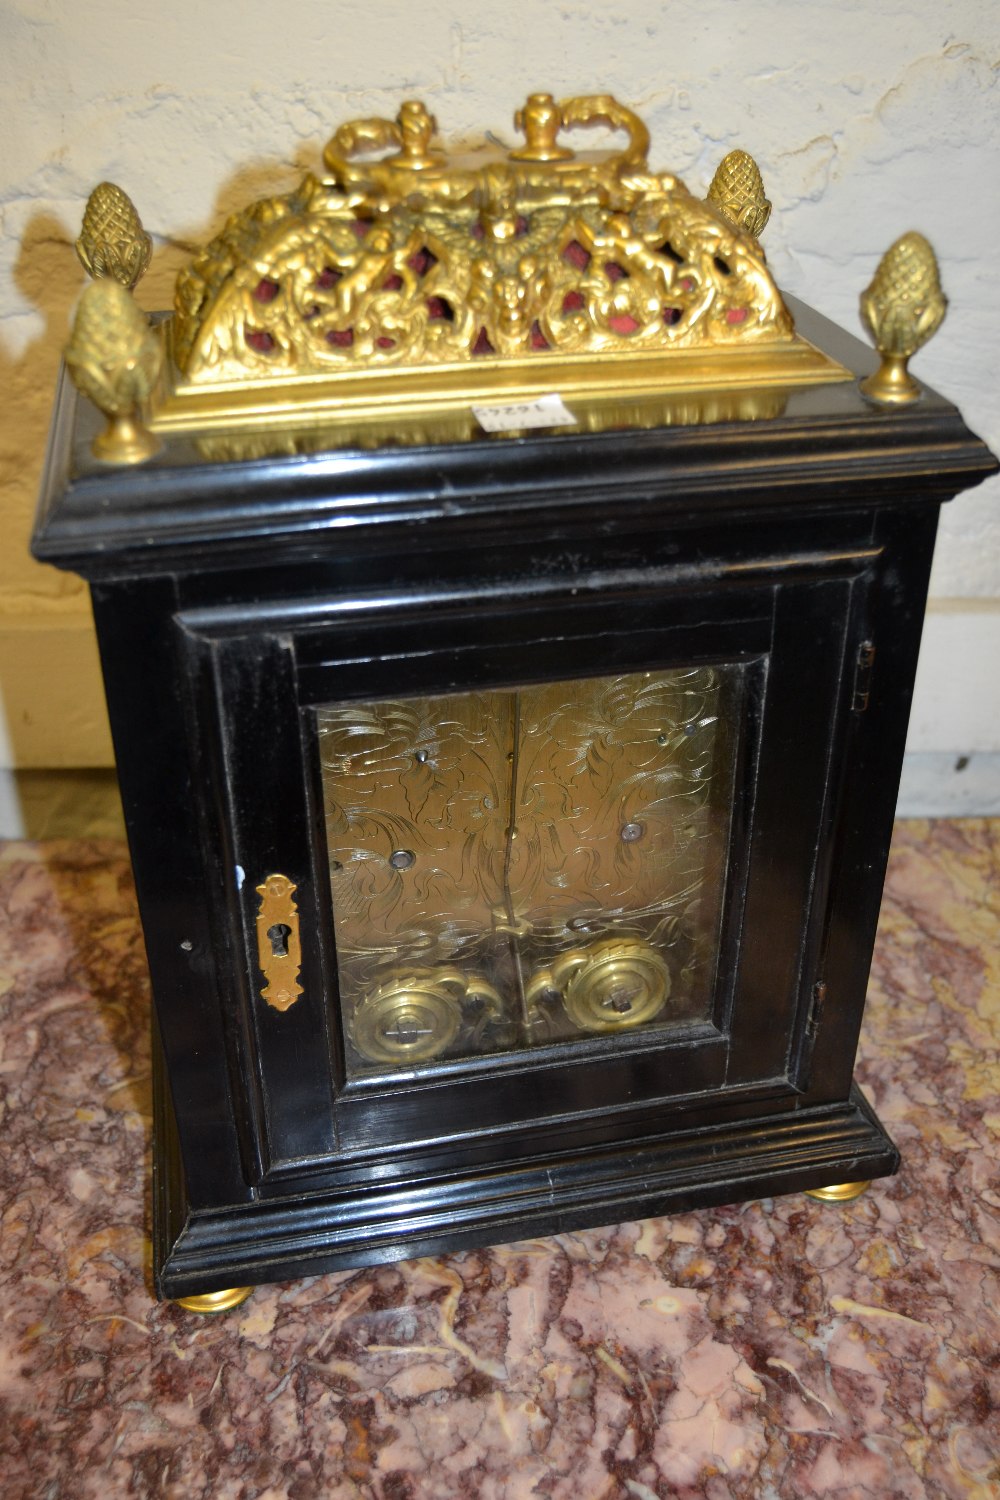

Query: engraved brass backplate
left=318, top=665, right=740, bottom=1074
left=255, top=873, right=303, bottom=1012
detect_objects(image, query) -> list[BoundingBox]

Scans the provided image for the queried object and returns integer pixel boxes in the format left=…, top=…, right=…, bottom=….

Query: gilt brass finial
left=64, top=279, right=162, bottom=463
left=392, top=100, right=443, bottom=169
left=707, top=150, right=771, bottom=240
left=511, top=92, right=574, bottom=162
left=859, top=232, right=947, bottom=405
left=76, top=182, right=152, bottom=289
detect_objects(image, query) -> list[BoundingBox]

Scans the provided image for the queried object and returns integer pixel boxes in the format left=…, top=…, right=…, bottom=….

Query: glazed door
left=184, top=562, right=867, bottom=1184
left=314, top=662, right=741, bottom=1075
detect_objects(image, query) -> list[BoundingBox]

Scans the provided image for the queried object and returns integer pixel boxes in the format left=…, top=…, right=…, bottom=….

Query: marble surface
left=0, top=822, right=998, bottom=1499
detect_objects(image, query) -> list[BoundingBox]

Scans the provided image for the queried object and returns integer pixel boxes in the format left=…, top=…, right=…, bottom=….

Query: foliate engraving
left=317, top=665, right=739, bottom=1073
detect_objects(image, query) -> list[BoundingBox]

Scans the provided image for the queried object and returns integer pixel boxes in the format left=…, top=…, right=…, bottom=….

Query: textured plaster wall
left=1, top=0, right=998, bottom=774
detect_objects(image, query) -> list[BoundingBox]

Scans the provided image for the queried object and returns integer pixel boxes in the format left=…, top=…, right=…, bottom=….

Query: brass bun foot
left=804, top=1179, right=872, bottom=1204
left=173, top=1286, right=254, bottom=1314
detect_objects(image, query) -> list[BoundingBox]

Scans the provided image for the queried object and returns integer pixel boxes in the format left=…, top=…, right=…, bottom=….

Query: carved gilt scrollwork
left=171, top=92, right=795, bottom=386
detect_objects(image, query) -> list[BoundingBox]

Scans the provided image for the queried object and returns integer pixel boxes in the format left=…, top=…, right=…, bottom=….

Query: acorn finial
left=76, top=182, right=152, bottom=289
left=64, top=279, right=162, bottom=463
left=859, top=232, right=947, bottom=404
left=707, top=150, right=771, bottom=239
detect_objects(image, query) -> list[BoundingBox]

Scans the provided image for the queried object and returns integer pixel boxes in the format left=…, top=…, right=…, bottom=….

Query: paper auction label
left=472, top=394, right=577, bottom=432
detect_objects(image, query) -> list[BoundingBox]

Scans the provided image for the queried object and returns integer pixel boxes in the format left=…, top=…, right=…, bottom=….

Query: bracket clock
left=33, top=93, right=997, bottom=1310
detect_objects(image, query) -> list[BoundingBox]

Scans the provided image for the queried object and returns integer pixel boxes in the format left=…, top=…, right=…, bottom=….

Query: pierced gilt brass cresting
left=166, top=91, right=827, bottom=415
left=76, top=182, right=153, bottom=290
left=859, top=232, right=947, bottom=406
left=59, top=95, right=964, bottom=453
left=64, top=279, right=162, bottom=464
left=255, top=873, right=303, bottom=1012
left=64, top=89, right=853, bottom=441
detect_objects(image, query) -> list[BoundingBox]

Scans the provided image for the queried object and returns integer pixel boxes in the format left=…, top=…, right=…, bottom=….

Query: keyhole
left=267, top=922, right=291, bottom=958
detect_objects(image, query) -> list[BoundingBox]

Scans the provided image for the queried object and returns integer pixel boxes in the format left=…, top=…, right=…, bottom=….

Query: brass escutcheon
left=256, top=873, right=303, bottom=1012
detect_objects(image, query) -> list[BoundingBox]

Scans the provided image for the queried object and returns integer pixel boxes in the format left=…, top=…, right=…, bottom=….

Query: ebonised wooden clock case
left=33, top=301, right=997, bottom=1301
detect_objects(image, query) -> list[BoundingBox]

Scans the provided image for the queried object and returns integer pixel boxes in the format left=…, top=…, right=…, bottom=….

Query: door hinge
left=807, top=979, right=827, bottom=1039
left=852, top=640, right=876, bottom=713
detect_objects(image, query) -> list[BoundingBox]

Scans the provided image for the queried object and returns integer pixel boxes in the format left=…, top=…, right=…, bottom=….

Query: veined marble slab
left=0, top=823, right=997, bottom=1497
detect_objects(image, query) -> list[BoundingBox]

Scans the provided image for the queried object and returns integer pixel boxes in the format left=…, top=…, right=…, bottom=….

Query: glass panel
left=316, top=665, right=742, bottom=1078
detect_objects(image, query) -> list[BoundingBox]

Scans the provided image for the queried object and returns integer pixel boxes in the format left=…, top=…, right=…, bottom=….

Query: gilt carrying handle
left=511, top=92, right=651, bottom=170
left=323, top=100, right=444, bottom=178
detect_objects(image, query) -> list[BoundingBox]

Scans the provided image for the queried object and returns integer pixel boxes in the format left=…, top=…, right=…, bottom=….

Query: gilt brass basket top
left=67, top=92, right=862, bottom=448
left=171, top=94, right=796, bottom=390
